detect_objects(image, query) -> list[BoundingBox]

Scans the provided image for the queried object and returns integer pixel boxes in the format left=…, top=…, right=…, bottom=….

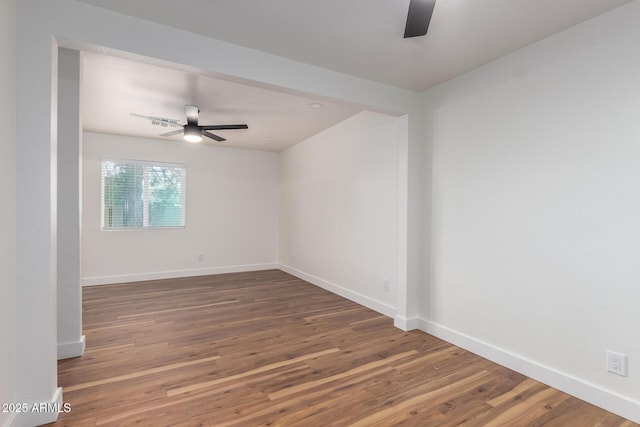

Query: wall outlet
left=606, top=350, right=627, bottom=377
left=197, top=253, right=204, bottom=262
left=383, top=279, right=390, bottom=292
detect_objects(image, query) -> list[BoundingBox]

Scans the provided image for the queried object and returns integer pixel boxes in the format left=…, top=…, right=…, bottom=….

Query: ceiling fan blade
left=404, top=0, right=436, bottom=38
left=160, top=129, right=184, bottom=137
left=131, top=112, right=182, bottom=127
left=203, top=130, right=226, bottom=142
left=185, top=105, right=199, bottom=126
left=130, top=112, right=153, bottom=120
left=201, top=124, right=249, bottom=130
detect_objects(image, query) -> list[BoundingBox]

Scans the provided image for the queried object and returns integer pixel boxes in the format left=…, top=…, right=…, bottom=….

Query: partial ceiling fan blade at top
left=404, top=0, right=436, bottom=38
left=159, top=129, right=184, bottom=137
left=201, top=124, right=248, bottom=130
left=203, top=130, right=226, bottom=142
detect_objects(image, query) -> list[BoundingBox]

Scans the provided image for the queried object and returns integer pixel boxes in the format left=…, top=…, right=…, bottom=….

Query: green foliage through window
left=101, top=160, right=186, bottom=229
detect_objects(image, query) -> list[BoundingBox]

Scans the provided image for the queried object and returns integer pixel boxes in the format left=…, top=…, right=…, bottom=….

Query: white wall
left=424, top=1, right=640, bottom=422
left=57, top=48, right=84, bottom=359
left=0, top=0, right=17, bottom=425
left=82, top=132, right=280, bottom=284
left=280, top=111, right=400, bottom=316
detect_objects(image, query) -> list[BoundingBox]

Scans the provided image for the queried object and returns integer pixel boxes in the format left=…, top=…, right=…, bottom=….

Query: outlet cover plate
left=607, top=350, right=627, bottom=377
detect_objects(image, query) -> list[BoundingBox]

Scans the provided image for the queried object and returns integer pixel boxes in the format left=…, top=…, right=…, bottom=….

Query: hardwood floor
left=47, top=270, right=636, bottom=426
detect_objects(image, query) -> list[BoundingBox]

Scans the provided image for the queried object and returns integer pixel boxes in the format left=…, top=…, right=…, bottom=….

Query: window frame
left=100, top=158, right=187, bottom=231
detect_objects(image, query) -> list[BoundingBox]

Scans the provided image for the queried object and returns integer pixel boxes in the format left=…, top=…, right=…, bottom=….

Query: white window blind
left=101, top=159, right=186, bottom=229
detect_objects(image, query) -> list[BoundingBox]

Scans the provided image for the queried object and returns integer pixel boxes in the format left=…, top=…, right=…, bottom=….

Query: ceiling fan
left=404, top=0, right=436, bottom=38
left=131, top=105, right=248, bottom=143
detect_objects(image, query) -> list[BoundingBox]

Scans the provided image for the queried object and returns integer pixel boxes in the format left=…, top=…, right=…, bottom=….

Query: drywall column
left=0, top=0, right=17, bottom=426
left=394, top=107, right=426, bottom=331
left=57, top=48, right=84, bottom=359
left=15, top=1, right=62, bottom=425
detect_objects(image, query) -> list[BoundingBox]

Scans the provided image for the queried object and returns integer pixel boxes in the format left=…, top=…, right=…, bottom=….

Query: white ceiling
left=76, top=0, right=632, bottom=91
left=79, top=0, right=632, bottom=152
left=82, top=52, right=363, bottom=152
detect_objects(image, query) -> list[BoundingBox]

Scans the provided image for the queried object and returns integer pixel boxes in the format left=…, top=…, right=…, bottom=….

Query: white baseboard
left=57, top=335, right=86, bottom=360
left=279, top=264, right=396, bottom=318
left=14, top=387, right=63, bottom=427
left=394, top=315, right=421, bottom=331
left=82, top=263, right=279, bottom=286
left=419, top=318, right=640, bottom=424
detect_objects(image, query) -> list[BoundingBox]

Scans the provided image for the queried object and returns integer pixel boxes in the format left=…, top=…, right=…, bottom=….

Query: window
left=101, top=159, right=186, bottom=229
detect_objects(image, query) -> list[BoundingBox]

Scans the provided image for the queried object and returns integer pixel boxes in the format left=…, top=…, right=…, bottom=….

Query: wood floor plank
left=116, top=299, right=239, bottom=319
left=349, top=370, right=492, bottom=427
left=481, top=387, right=573, bottom=426
left=486, top=377, right=540, bottom=407
left=64, top=355, right=221, bottom=392
left=166, top=347, right=340, bottom=397
left=45, top=270, right=638, bottom=426
left=268, top=350, right=418, bottom=400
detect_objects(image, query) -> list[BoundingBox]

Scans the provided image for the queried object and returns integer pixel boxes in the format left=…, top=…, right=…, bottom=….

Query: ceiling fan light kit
left=183, top=125, right=203, bottom=143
